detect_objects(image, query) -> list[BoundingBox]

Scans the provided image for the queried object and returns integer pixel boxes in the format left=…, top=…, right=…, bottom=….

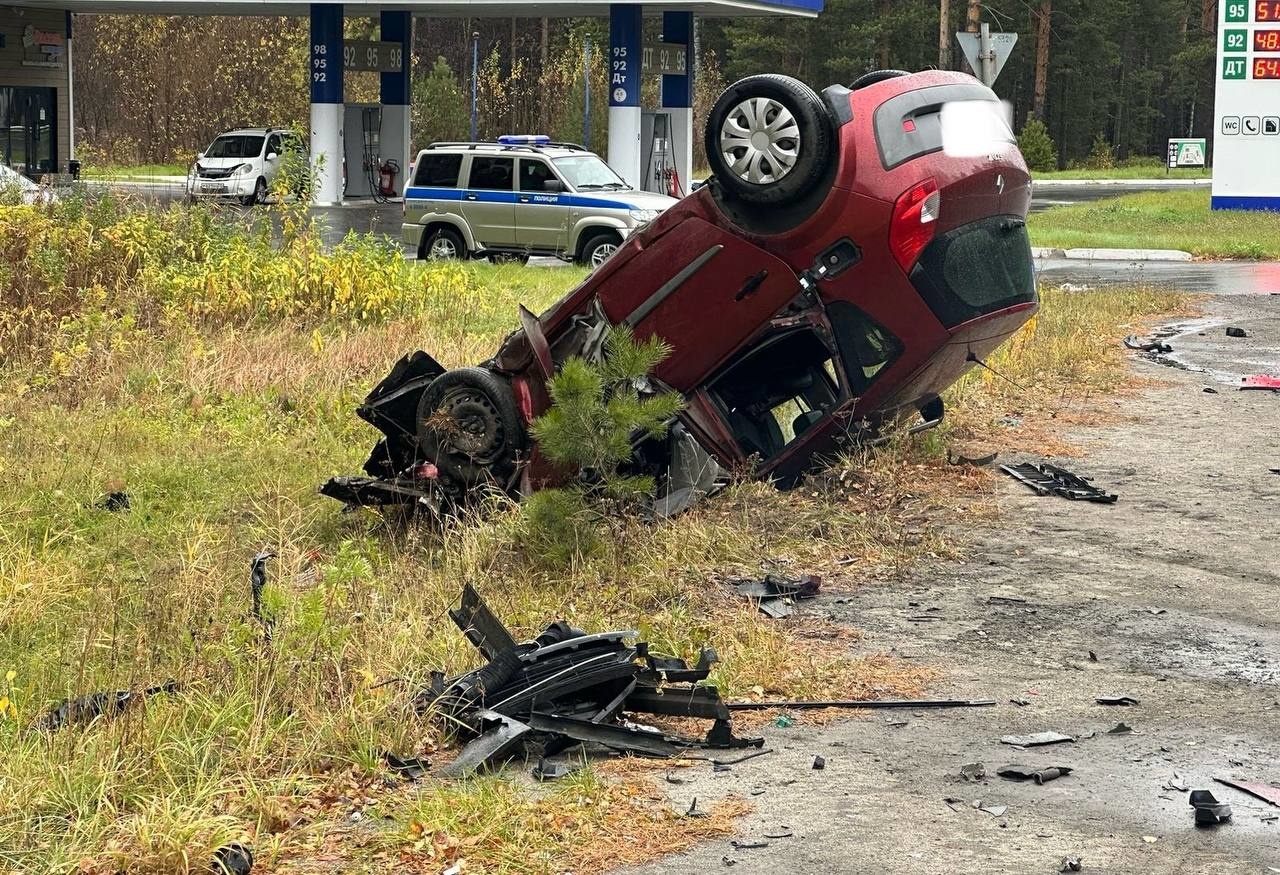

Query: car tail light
left=889, top=178, right=940, bottom=273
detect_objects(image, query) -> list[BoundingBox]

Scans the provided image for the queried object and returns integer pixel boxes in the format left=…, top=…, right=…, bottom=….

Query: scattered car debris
left=93, top=491, right=131, bottom=512
left=249, top=550, right=276, bottom=636
left=1059, top=856, right=1083, bottom=872
left=773, top=714, right=794, bottom=728
left=812, top=755, right=826, bottom=770
left=727, top=697, right=995, bottom=712
left=712, top=748, right=775, bottom=767
left=997, top=764, right=1073, bottom=784
left=36, top=681, right=179, bottom=732
left=686, top=797, right=709, bottom=818
left=1190, top=790, right=1232, bottom=825
left=960, top=762, right=987, bottom=782
left=1214, top=777, right=1280, bottom=807
left=1010, top=697, right=1031, bottom=707
left=1141, top=835, right=1159, bottom=844
left=1000, top=731, right=1074, bottom=748
left=1107, top=722, right=1134, bottom=735
left=1096, top=694, right=1140, bottom=706
left=425, top=586, right=762, bottom=777
left=732, top=573, right=821, bottom=619
left=1163, top=775, right=1189, bottom=792
left=1001, top=463, right=1118, bottom=503
left=1241, top=375, right=1280, bottom=391
left=382, top=751, right=430, bottom=781
left=531, top=758, right=578, bottom=782
left=210, top=842, right=253, bottom=875
left=731, top=839, right=769, bottom=850
left=763, top=827, right=794, bottom=839
left=974, top=800, right=1007, bottom=817
left=1203, top=387, right=1219, bottom=394
left=948, top=450, right=998, bottom=467
left=1225, top=326, right=1248, bottom=338
left=1123, top=335, right=1173, bottom=354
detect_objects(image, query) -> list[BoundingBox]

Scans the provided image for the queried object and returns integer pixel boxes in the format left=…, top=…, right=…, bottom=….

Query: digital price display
left=1258, top=1, right=1280, bottom=21
left=1257, top=30, right=1280, bottom=50
left=1256, top=57, right=1280, bottom=78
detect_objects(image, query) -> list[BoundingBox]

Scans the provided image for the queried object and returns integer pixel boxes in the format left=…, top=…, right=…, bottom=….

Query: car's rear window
left=909, top=217, right=1036, bottom=327
left=414, top=153, right=463, bottom=187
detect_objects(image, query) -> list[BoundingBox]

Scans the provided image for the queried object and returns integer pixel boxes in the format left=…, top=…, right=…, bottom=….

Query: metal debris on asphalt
left=975, top=800, right=1008, bottom=817
left=1189, top=790, right=1232, bottom=825
left=960, top=762, right=987, bottom=782
left=686, top=797, right=708, bottom=818
left=997, top=764, right=1073, bottom=784
left=1001, top=462, right=1119, bottom=503
left=763, top=828, right=794, bottom=839
left=1123, top=335, right=1173, bottom=354
left=1107, top=722, right=1134, bottom=735
left=1096, top=694, right=1140, bottom=706
left=1213, top=776, right=1280, bottom=807
left=1059, top=857, right=1083, bottom=872
left=1000, top=731, right=1074, bottom=748
left=812, top=755, right=826, bottom=770
left=731, top=839, right=769, bottom=850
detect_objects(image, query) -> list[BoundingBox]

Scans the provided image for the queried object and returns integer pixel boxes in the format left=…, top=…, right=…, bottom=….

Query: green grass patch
left=1033, top=159, right=1210, bottom=181
left=1028, top=189, right=1280, bottom=259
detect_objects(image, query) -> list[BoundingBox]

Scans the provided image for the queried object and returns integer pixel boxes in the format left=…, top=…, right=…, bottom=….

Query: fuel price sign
left=1214, top=1, right=1280, bottom=209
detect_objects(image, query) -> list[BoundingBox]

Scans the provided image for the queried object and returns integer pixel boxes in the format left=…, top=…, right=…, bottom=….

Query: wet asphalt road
left=99, top=178, right=1280, bottom=296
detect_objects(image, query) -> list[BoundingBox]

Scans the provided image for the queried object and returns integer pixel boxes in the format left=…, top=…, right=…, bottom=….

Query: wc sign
left=1167, top=138, right=1206, bottom=168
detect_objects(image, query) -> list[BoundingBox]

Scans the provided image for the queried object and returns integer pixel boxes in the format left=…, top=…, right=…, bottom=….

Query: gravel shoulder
left=623, top=294, right=1280, bottom=875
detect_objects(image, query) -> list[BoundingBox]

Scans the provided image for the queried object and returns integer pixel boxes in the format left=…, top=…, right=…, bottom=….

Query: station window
left=413, top=153, right=463, bottom=188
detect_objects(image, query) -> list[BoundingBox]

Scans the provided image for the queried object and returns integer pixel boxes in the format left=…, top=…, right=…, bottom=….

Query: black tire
left=422, top=226, right=467, bottom=261
left=243, top=178, right=267, bottom=207
left=850, top=69, right=910, bottom=91
left=704, top=74, right=835, bottom=206
left=577, top=231, right=622, bottom=268
left=416, top=367, right=525, bottom=486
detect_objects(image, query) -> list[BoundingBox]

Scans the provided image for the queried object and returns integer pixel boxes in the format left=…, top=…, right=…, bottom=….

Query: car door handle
left=519, top=196, right=531, bottom=203
left=465, top=194, right=478, bottom=201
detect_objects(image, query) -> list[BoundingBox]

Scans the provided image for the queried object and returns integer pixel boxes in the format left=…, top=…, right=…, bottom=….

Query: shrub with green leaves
left=522, top=327, right=685, bottom=566
left=1018, top=119, right=1060, bottom=173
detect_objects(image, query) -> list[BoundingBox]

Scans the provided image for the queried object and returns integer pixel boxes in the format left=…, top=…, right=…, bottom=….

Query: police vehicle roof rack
left=424, top=141, right=590, bottom=154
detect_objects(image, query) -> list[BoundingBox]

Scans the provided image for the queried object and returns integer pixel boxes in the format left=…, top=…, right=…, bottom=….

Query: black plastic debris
left=686, top=797, right=709, bottom=818
left=1190, top=790, right=1232, bottom=825
left=37, top=681, right=179, bottom=732
left=1225, top=327, right=1248, bottom=338
left=1203, top=387, right=1219, bottom=394
left=210, top=842, right=253, bottom=875
left=727, top=697, right=995, bottom=712
left=731, top=839, right=768, bottom=850
left=249, top=550, right=276, bottom=636
left=812, top=755, right=826, bottom=770
left=732, top=573, right=821, bottom=619
left=1123, top=335, right=1173, bottom=354
left=1059, top=857, right=1082, bottom=872
left=383, top=751, right=430, bottom=781
left=997, top=764, right=1073, bottom=784
left=426, top=587, right=762, bottom=777
left=1001, top=463, right=1118, bottom=503
left=94, top=491, right=131, bottom=512
left=1000, top=731, right=1073, bottom=748
left=531, top=758, right=577, bottom=781
left=947, top=450, right=998, bottom=467
left=1096, top=694, right=1140, bottom=706
left=1106, top=722, right=1134, bottom=735
left=763, top=827, right=793, bottom=839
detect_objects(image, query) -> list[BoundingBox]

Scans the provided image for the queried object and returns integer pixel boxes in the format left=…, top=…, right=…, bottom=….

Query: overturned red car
left=323, top=69, right=1038, bottom=514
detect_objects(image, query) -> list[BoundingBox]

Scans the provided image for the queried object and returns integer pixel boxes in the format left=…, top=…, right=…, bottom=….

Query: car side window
left=826, top=301, right=903, bottom=396
left=519, top=159, right=555, bottom=192
left=709, top=329, right=842, bottom=461
left=413, top=153, right=463, bottom=187
left=468, top=156, right=514, bottom=191
left=267, top=134, right=283, bottom=157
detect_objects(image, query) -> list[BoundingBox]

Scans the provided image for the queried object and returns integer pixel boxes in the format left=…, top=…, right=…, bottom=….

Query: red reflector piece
left=902, top=119, right=917, bottom=133
left=413, top=462, right=440, bottom=480
left=889, top=178, right=940, bottom=273
left=1241, top=374, right=1280, bottom=391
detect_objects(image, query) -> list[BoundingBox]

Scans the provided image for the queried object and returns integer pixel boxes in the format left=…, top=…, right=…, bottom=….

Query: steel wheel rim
left=429, top=236, right=458, bottom=259
left=590, top=242, right=617, bottom=267
left=719, top=96, right=801, bottom=185
left=255, top=180, right=268, bottom=204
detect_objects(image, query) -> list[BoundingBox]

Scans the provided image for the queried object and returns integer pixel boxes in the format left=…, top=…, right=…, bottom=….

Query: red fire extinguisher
left=378, top=159, right=400, bottom=197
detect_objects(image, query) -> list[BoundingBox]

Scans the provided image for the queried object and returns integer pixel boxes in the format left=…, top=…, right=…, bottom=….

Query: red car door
left=596, top=216, right=802, bottom=392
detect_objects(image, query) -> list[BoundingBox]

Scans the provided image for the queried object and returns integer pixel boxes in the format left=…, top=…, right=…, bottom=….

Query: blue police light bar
left=498, top=135, right=551, bottom=146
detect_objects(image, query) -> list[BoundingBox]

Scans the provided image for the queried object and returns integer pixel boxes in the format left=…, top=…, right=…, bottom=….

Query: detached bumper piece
left=1000, top=462, right=1118, bottom=504
left=426, top=585, right=762, bottom=777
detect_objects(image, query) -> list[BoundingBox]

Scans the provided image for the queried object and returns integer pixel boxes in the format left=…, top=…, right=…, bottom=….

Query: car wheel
left=416, top=367, right=526, bottom=486
left=423, top=227, right=467, bottom=261
left=850, top=69, right=910, bottom=91
left=705, top=74, right=835, bottom=206
left=488, top=252, right=531, bottom=266
left=243, top=178, right=267, bottom=207
left=578, top=231, right=621, bottom=268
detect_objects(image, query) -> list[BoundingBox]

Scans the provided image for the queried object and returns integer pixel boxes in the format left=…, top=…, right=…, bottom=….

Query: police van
left=402, top=136, right=679, bottom=267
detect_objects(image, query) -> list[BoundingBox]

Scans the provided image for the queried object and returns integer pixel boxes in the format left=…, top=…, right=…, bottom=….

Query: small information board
left=1213, top=1, right=1280, bottom=209
left=1167, top=138, right=1207, bottom=168
left=343, top=41, right=404, bottom=74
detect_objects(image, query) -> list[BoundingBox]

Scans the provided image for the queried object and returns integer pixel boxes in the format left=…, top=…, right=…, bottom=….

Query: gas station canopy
left=18, top=0, right=821, bottom=16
